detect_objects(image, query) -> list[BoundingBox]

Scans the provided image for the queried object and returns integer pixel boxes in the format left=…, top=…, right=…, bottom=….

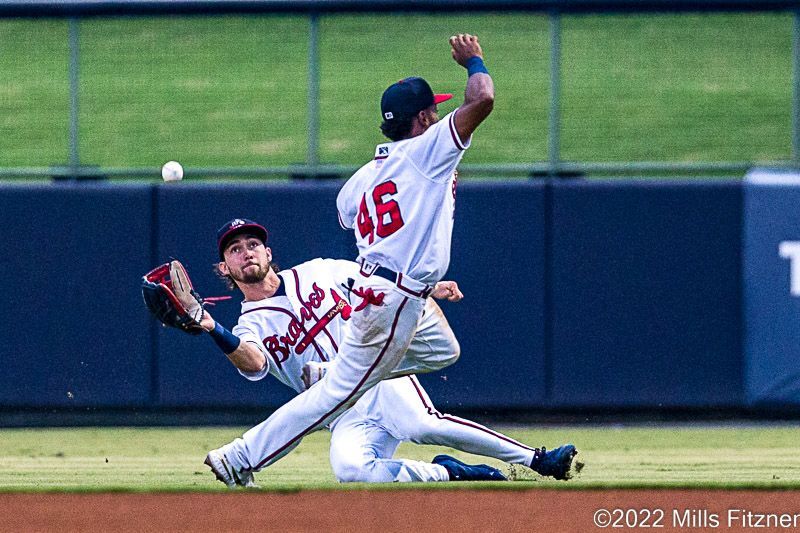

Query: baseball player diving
left=144, top=219, right=577, bottom=484
left=143, top=33, right=576, bottom=486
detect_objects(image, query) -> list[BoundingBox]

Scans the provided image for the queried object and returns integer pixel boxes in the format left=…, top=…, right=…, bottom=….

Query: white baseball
left=161, top=160, right=184, bottom=182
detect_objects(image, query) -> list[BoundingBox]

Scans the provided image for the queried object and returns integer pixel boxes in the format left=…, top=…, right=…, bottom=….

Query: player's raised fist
left=432, top=280, right=464, bottom=302
left=450, top=33, right=483, bottom=66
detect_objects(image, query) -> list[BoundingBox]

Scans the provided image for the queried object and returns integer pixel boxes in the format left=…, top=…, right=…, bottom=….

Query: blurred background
left=2, top=0, right=800, bottom=426
left=1, top=4, right=795, bottom=179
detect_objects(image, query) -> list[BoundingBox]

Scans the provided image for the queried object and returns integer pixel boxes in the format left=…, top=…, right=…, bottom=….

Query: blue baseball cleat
left=433, top=454, right=507, bottom=481
left=530, top=444, right=578, bottom=480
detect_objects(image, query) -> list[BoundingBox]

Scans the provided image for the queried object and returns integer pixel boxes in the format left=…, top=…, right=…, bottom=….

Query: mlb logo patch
left=384, top=112, right=394, bottom=120
left=378, top=146, right=389, bottom=156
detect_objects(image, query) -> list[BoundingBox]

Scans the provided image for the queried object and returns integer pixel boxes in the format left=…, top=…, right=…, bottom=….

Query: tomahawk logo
left=779, top=241, right=800, bottom=296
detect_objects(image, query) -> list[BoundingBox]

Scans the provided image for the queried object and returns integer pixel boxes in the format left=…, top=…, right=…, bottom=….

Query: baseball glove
left=142, top=260, right=205, bottom=335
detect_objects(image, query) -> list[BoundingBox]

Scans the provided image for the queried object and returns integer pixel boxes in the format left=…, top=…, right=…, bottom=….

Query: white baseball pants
left=225, top=275, right=449, bottom=473
left=329, top=375, right=538, bottom=482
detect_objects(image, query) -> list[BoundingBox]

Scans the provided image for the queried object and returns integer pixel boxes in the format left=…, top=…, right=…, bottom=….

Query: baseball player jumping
left=193, top=218, right=577, bottom=484
left=177, top=34, right=576, bottom=484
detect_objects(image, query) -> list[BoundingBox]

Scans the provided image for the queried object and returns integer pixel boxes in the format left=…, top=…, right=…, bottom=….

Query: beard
left=231, top=263, right=270, bottom=284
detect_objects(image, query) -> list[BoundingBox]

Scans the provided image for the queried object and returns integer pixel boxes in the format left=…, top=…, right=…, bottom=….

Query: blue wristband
left=209, top=321, right=241, bottom=355
left=466, top=56, right=489, bottom=77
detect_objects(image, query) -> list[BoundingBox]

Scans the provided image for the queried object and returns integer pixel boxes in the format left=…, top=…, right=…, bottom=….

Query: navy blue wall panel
left=156, top=182, right=545, bottom=409
left=548, top=180, right=743, bottom=407
left=417, top=182, right=547, bottom=409
left=0, top=184, right=153, bottom=406
left=155, top=182, right=355, bottom=407
left=0, top=180, right=751, bottom=413
left=742, top=172, right=800, bottom=405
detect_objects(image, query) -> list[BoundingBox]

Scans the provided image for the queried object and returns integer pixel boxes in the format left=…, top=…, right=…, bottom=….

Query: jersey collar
left=239, top=278, right=287, bottom=311
left=273, top=278, right=287, bottom=297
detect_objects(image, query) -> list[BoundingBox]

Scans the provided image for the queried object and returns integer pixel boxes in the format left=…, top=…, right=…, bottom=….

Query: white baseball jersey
left=336, top=110, right=470, bottom=285
left=231, top=258, right=457, bottom=393
left=232, top=258, right=360, bottom=393
left=226, top=257, right=537, bottom=483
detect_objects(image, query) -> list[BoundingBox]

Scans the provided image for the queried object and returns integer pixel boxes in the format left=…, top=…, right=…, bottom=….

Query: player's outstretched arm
left=225, top=342, right=267, bottom=374
left=450, top=33, right=494, bottom=143
left=201, top=313, right=267, bottom=374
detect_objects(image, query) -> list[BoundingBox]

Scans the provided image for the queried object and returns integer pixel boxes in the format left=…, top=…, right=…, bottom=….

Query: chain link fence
left=0, top=4, right=797, bottom=179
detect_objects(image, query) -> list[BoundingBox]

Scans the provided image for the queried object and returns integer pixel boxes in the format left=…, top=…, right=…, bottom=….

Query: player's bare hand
left=450, top=33, right=483, bottom=67
left=301, top=361, right=329, bottom=390
left=432, top=281, right=463, bottom=302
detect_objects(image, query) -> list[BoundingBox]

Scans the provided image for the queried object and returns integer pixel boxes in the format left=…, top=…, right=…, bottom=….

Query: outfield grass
left=0, top=13, right=792, bottom=170
left=1, top=424, right=798, bottom=492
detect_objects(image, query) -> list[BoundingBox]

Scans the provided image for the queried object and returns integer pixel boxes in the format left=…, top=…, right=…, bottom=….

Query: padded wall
left=0, top=184, right=154, bottom=406
left=547, top=180, right=743, bottom=407
left=743, top=170, right=800, bottom=406
left=0, top=179, right=749, bottom=413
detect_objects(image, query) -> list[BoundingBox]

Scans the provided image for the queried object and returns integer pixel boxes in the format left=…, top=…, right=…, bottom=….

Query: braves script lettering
left=263, top=284, right=351, bottom=367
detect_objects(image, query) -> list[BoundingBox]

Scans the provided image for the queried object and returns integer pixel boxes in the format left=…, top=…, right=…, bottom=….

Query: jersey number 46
left=357, top=180, right=404, bottom=244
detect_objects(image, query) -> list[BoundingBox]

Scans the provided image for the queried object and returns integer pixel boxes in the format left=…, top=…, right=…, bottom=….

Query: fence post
left=793, top=11, right=800, bottom=165
left=307, top=12, right=320, bottom=169
left=548, top=11, right=561, bottom=176
left=68, top=17, right=80, bottom=171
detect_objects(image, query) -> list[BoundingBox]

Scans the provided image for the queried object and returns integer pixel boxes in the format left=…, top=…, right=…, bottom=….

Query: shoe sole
left=553, top=447, right=578, bottom=481
left=204, top=452, right=237, bottom=489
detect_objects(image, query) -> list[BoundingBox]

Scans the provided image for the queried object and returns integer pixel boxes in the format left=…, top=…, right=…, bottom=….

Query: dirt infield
left=3, top=490, right=800, bottom=532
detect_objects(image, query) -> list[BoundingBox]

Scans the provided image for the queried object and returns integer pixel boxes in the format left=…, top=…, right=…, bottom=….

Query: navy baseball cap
left=380, top=77, right=453, bottom=122
left=217, top=218, right=268, bottom=259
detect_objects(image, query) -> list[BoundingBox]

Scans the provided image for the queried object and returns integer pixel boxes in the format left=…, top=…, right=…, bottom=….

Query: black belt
left=373, top=265, right=400, bottom=284
left=358, top=260, right=434, bottom=299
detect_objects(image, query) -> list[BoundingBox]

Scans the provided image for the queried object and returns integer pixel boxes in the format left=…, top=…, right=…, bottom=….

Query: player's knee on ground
left=332, top=456, right=392, bottom=483
left=331, top=459, right=367, bottom=483
left=330, top=436, right=390, bottom=483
